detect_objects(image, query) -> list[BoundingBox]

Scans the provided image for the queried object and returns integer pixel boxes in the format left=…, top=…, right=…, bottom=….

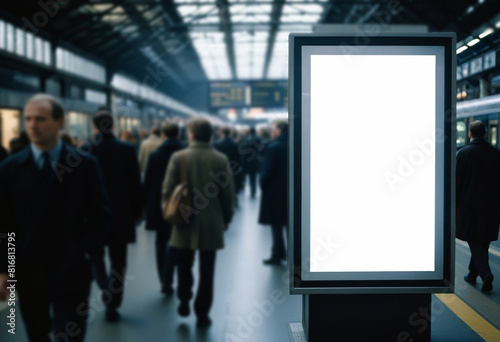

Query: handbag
left=163, top=152, right=192, bottom=226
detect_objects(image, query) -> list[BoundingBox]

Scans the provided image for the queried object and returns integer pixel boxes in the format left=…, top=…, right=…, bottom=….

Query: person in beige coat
left=162, top=117, right=235, bottom=327
left=138, top=126, right=163, bottom=173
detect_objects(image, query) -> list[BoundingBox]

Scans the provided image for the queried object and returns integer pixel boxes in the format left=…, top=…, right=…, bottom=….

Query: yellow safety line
left=435, top=293, right=500, bottom=342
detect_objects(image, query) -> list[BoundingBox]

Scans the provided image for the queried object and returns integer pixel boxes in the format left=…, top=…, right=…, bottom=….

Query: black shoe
left=464, top=273, right=477, bottom=285
left=197, top=316, right=212, bottom=328
left=263, top=258, right=281, bottom=265
left=105, top=308, right=121, bottom=322
left=161, top=285, right=174, bottom=296
left=178, top=302, right=190, bottom=317
left=481, top=274, right=494, bottom=293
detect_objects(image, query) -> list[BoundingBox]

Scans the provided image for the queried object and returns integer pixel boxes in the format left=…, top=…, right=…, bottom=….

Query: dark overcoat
left=0, top=143, right=111, bottom=293
left=214, top=136, right=243, bottom=192
left=0, top=145, right=7, bottom=163
left=258, top=133, right=287, bottom=227
left=456, top=138, right=500, bottom=242
left=240, top=134, right=262, bottom=173
left=82, top=133, right=142, bottom=244
left=143, top=139, right=184, bottom=231
left=162, top=142, right=235, bottom=250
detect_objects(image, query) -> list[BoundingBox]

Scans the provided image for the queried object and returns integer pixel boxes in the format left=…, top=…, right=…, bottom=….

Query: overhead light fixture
left=496, top=21, right=500, bottom=29
left=466, top=6, right=475, bottom=14
left=479, top=28, right=494, bottom=38
left=456, top=45, right=468, bottom=54
left=466, top=38, right=480, bottom=47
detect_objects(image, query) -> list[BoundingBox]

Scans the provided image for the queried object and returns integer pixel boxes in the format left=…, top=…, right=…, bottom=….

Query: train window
left=456, top=121, right=467, bottom=148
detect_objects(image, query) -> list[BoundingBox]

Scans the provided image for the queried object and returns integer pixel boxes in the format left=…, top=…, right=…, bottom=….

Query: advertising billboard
left=288, top=34, right=456, bottom=294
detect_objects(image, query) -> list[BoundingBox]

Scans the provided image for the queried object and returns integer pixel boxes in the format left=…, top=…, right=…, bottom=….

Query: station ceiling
left=1, top=0, right=500, bottom=97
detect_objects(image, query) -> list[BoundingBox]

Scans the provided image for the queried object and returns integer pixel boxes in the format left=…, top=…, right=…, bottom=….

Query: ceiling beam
left=77, top=19, right=131, bottom=49
left=57, top=4, right=120, bottom=39
left=86, top=5, right=157, bottom=54
left=218, top=0, right=236, bottom=79
left=399, top=0, right=442, bottom=31
left=115, top=4, right=187, bottom=88
left=262, top=0, right=285, bottom=79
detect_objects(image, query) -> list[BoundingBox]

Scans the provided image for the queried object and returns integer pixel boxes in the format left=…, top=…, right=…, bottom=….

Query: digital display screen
left=209, top=82, right=248, bottom=108
left=251, top=81, right=288, bottom=108
left=289, top=35, right=455, bottom=293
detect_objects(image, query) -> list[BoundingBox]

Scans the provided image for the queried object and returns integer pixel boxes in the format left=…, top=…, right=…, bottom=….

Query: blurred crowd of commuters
left=0, top=93, right=288, bottom=341
left=0, top=94, right=499, bottom=342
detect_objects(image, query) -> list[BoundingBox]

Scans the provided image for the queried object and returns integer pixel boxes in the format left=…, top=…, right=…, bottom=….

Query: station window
left=26, top=32, right=34, bottom=59
left=35, top=37, right=43, bottom=63
left=0, top=20, right=5, bottom=50
left=15, top=28, right=24, bottom=57
left=44, top=41, right=51, bottom=65
left=0, top=110, right=20, bottom=152
left=489, top=119, right=498, bottom=147
left=85, top=89, right=107, bottom=104
left=56, top=47, right=106, bottom=84
left=56, top=48, right=62, bottom=69
left=67, top=112, right=90, bottom=141
left=119, top=117, right=127, bottom=132
left=456, top=121, right=467, bottom=148
left=6, top=23, right=14, bottom=53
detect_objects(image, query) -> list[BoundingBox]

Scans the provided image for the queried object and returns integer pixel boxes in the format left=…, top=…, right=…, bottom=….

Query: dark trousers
left=467, top=241, right=492, bottom=280
left=164, top=245, right=178, bottom=288
left=155, top=227, right=176, bottom=288
left=92, top=242, right=127, bottom=309
left=271, top=224, right=287, bottom=259
left=247, top=170, right=257, bottom=197
left=19, top=282, right=90, bottom=342
left=177, top=249, right=216, bottom=318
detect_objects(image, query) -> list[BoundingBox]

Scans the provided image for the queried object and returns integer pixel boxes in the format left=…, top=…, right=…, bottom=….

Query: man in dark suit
left=456, top=120, right=500, bottom=292
left=82, top=111, right=143, bottom=321
left=240, top=126, right=261, bottom=198
left=0, top=94, right=110, bottom=341
left=214, top=126, right=242, bottom=206
left=259, top=120, right=288, bottom=265
left=143, top=121, right=184, bottom=295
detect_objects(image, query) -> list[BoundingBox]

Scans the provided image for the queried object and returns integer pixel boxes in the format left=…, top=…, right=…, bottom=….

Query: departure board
left=209, top=81, right=288, bottom=108
left=209, top=82, right=248, bottom=107
left=251, top=81, right=288, bottom=108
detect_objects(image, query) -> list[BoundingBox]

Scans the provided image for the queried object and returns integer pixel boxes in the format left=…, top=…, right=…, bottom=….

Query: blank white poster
left=309, top=54, right=436, bottom=273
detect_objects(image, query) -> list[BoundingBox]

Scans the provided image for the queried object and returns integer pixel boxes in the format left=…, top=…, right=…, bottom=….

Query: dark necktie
left=41, top=152, right=52, bottom=182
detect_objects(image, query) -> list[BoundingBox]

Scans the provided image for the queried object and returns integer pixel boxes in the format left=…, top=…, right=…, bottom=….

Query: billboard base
left=301, top=294, right=431, bottom=341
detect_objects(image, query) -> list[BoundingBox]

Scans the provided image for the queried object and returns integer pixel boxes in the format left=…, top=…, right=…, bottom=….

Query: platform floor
left=1, top=186, right=500, bottom=341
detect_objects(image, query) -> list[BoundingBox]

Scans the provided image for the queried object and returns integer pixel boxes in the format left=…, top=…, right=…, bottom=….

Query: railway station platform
left=1, top=187, right=499, bottom=341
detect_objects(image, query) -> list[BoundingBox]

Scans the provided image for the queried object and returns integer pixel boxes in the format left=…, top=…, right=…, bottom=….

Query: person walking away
left=456, top=120, right=500, bottom=292
left=82, top=110, right=143, bottom=321
left=144, top=121, right=185, bottom=294
left=259, top=120, right=288, bottom=265
left=162, top=118, right=235, bottom=327
left=138, top=126, right=163, bottom=174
